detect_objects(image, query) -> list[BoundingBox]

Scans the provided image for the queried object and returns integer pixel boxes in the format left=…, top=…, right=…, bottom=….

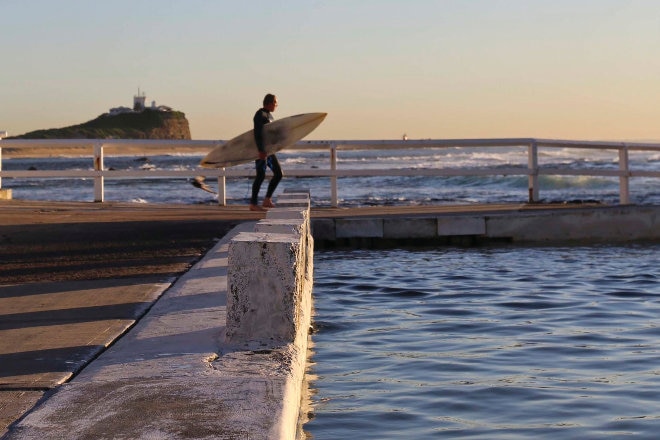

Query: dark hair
left=263, top=94, right=276, bottom=106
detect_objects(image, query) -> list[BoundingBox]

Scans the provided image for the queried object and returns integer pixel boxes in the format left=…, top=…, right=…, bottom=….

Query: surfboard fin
left=190, top=176, right=216, bottom=194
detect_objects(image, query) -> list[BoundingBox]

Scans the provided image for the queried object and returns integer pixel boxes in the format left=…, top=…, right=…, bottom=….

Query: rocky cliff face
left=139, top=113, right=191, bottom=140
left=9, top=109, right=192, bottom=140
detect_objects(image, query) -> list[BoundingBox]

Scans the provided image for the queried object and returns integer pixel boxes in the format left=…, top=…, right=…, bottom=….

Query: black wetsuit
left=251, top=108, right=283, bottom=205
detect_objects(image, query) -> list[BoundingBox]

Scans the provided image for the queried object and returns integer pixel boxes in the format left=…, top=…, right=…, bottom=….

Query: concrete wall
left=312, top=205, right=660, bottom=246
left=486, top=205, right=659, bottom=242
left=226, top=193, right=314, bottom=439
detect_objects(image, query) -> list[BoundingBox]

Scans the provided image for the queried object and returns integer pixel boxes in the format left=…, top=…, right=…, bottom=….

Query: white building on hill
left=108, top=89, right=172, bottom=116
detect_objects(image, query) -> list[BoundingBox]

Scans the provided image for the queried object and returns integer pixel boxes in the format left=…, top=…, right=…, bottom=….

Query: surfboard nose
left=292, top=112, right=327, bottom=119
left=308, top=112, right=327, bottom=122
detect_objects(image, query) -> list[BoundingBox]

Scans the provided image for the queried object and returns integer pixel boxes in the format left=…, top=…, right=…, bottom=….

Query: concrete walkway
left=1, top=201, right=247, bottom=438
left=4, top=222, right=298, bottom=439
left=0, top=278, right=170, bottom=434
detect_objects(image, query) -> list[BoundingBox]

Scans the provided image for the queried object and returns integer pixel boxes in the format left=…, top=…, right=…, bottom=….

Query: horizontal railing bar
left=307, top=138, right=537, bottom=149
left=3, top=137, right=660, bottom=152
left=534, top=139, right=660, bottom=151
left=0, top=170, right=238, bottom=178
left=291, top=138, right=660, bottom=150
left=0, top=139, right=221, bottom=149
left=3, top=167, right=656, bottom=180
left=631, top=170, right=660, bottom=178
left=297, top=168, right=531, bottom=177
left=1, top=170, right=101, bottom=178
left=537, top=168, right=625, bottom=177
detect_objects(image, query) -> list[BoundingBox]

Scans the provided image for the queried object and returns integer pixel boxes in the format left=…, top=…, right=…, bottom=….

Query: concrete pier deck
left=1, top=200, right=658, bottom=438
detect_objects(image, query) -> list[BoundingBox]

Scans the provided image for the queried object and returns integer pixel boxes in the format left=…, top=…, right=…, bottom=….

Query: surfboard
left=200, top=112, right=327, bottom=168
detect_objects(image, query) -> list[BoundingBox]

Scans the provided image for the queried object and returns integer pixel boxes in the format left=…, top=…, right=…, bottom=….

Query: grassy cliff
left=10, top=109, right=191, bottom=140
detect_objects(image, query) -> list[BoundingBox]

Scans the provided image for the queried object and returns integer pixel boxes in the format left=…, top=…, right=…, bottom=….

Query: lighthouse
left=133, top=88, right=146, bottom=111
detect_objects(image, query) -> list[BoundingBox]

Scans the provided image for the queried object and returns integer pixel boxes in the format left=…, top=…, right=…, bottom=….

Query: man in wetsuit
left=250, top=93, right=283, bottom=211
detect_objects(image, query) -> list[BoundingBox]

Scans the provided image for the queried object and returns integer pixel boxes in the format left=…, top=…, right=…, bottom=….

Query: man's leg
left=250, top=159, right=267, bottom=210
left=263, top=155, right=283, bottom=208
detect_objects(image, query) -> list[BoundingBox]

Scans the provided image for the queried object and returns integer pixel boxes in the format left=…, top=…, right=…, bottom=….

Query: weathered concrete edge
left=226, top=201, right=314, bottom=439
left=311, top=205, right=660, bottom=245
left=4, top=214, right=313, bottom=440
left=263, top=204, right=314, bottom=440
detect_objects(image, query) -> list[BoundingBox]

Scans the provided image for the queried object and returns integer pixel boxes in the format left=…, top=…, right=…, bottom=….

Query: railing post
left=619, top=145, right=630, bottom=204
left=217, top=168, right=226, bottom=206
left=330, top=142, right=338, bottom=207
left=0, top=138, right=9, bottom=200
left=93, top=143, right=104, bottom=202
left=527, top=141, right=539, bottom=203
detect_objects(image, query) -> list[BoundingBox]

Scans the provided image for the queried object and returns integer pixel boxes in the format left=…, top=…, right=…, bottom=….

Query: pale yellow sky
left=2, top=0, right=659, bottom=141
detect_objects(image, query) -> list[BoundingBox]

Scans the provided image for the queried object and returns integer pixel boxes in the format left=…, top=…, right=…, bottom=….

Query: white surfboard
left=200, top=112, right=327, bottom=168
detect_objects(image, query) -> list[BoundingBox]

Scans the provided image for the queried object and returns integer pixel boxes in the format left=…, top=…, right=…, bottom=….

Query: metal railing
left=1, top=137, right=658, bottom=206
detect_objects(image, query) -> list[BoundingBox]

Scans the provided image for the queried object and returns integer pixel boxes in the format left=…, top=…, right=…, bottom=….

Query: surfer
left=250, top=93, right=283, bottom=211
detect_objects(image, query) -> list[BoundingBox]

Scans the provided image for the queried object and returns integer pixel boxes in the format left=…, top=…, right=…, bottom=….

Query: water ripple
left=305, top=244, right=660, bottom=439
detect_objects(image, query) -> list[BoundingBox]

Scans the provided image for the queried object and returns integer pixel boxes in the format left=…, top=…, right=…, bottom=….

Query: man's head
left=263, top=94, right=278, bottom=112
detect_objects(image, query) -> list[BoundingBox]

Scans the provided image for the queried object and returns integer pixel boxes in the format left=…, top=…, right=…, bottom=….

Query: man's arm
left=253, top=110, right=268, bottom=154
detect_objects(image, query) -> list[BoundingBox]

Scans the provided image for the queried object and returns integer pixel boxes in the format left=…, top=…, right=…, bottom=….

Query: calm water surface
left=305, top=245, right=660, bottom=439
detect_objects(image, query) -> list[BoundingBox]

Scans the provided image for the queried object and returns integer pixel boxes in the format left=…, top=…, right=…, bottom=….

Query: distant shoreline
left=2, top=144, right=211, bottom=159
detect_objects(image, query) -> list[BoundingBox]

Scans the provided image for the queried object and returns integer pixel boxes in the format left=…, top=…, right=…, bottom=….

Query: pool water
left=304, top=245, right=660, bottom=439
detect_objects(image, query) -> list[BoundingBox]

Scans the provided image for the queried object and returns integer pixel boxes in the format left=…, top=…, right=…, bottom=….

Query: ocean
left=3, top=146, right=659, bottom=439
left=2, top=145, right=659, bottom=205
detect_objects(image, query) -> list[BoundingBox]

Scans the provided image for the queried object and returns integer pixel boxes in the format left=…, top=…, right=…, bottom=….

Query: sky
left=2, top=0, right=660, bottom=141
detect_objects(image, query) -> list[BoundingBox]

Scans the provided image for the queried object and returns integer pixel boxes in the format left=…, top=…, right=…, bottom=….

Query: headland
left=3, top=90, right=193, bottom=158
